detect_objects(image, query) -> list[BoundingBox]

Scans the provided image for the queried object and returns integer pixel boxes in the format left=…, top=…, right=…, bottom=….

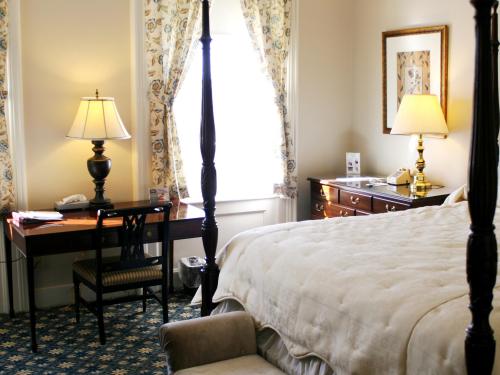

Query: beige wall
left=296, top=0, right=354, bottom=220
left=22, top=0, right=133, bottom=209
left=19, top=0, right=133, bottom=304
left=350, top=0, right=475, bottom=189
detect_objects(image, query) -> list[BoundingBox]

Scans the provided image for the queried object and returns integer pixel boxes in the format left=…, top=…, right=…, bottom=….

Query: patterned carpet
left=0, top=294, right=199, bottom=375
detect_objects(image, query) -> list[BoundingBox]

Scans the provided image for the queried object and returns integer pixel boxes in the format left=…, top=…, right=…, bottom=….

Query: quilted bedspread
left=206, top=197, right=500, bottom=374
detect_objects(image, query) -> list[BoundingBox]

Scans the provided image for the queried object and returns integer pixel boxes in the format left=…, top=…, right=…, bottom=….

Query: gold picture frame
left=382, top=25, right=448, bottom=134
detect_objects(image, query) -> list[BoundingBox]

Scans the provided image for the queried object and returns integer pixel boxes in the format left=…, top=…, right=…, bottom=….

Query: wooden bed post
left=493, top=1, right=500, bottom=136
left=199, top=0, right=219, bottom=317
left=466, top=0, right=499, bottom=373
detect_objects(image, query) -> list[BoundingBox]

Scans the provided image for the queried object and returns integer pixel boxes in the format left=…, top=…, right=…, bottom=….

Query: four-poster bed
left=193, top=0, right=500, bottom=373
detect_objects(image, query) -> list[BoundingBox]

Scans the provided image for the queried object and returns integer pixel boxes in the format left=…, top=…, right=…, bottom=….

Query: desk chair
left=72, top=203, right=172, bottom=344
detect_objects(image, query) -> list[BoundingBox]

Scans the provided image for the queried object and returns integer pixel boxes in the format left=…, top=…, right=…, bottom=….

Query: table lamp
left=66, top=90, right=130, bottom=208
left=391, top=94, right=448, bottom=194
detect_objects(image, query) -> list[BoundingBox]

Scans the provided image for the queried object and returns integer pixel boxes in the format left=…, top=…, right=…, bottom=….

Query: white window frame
left=130, top=0, right=150, bottom=201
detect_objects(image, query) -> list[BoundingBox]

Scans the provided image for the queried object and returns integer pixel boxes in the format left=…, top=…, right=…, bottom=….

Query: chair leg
left=97, top=290, right=106, bottom=345
left=142, top=287, right=147, bottom=312
left=73, top=273, right=80, bottom=324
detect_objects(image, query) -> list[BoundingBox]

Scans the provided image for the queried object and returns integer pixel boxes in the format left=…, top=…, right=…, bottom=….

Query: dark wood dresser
left=308, top=177, right=453, bottom=220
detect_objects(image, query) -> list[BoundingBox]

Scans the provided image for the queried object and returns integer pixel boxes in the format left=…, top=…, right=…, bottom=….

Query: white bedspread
left=207, top=200, right=500, bottom=374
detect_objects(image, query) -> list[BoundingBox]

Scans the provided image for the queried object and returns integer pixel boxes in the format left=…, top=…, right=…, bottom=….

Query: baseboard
left=35, top=283, right=74, bottom=309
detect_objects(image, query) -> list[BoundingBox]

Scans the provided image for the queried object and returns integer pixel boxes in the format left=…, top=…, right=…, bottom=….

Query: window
left=174, top=2, right=282, bottom=201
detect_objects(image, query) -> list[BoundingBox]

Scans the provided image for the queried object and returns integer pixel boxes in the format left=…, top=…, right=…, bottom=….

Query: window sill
left=181, top=194, right=281, bottom=206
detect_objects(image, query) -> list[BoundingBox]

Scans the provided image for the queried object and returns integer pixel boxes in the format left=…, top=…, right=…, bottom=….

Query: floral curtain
left=144, top=0, right=202, bottom=198
left=0, top=0, right=14, bottom=212
left=240, top=0, right=295, bottom=198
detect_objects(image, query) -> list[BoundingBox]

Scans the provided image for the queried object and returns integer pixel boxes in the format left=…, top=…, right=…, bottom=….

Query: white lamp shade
left=391, top=94, right=448, bottom=136
left=67, top=96, right=130, bottom=140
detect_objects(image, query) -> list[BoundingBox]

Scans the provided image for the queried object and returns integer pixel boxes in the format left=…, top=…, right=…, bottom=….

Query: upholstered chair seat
left=73, top=255, right=162, bottom=287
left=174, top=355, right=285, bottom=374
left=159, top=311, right=285, bottom=374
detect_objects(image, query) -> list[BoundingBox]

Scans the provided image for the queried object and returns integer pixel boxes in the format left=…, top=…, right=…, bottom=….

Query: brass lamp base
left=410, top=173, right=431, bottom=197
left=411, top=134, right=432, bottom=197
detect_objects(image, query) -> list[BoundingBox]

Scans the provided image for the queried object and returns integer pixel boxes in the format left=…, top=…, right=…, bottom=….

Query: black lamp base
left=89, top=199, right=113, bottom=210
left=87, top=140, right=113, bottom=209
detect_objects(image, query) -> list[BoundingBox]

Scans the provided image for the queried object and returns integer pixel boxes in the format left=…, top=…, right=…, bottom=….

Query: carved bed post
left=493, top=1, right=499, bottom=136
left=199, top=0, right=219, bottom=316
left=466, top=0, right=499, bottom=373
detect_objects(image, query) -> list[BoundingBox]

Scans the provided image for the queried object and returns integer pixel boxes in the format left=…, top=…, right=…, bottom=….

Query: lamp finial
left=95, top=89, right=99, bottom=99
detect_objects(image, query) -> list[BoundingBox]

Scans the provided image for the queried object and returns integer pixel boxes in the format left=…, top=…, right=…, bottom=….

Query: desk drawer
left=373, top=197, right=410, bottom=213
left=311, top=182, right=338, bottom=203
left=339, top=191, right=371, bottom=211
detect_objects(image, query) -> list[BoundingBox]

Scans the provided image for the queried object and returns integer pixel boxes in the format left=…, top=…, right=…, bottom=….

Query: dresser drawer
left=311, top=199, right=355, bottom=218
left=311, top=182, right=338, bottom=202
left=373, top=197, right=410, bottom=213
left=329, top=204, right=355, bottom=218
left=339, top=190, right=372, bottom=211
left=355, top=210, right=371, bottom=216
left=311, top=198, right=328, bottom=218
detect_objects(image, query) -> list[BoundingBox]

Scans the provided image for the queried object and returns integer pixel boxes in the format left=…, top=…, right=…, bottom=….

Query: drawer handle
left=320, top=188, right=326, bottom=197
left=315, top=203, right=324, bottom=212
left=385, top=204, right=396, bottom=212
left=339, top=210, right=349, bottom=217
left=350, top=196, right=360, bottom=205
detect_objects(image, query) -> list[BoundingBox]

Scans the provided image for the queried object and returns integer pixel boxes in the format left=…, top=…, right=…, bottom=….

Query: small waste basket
left=178, top=256, right=206, bottom=293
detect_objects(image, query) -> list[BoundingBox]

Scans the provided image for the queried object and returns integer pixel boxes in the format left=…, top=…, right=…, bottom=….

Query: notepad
left=12, top=211, right=64, bottom=224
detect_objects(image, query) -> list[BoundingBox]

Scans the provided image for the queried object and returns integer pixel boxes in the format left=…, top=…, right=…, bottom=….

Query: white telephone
left=55, top=194, right=89, bottom=211
left=387, top=168, right=411, bottom=186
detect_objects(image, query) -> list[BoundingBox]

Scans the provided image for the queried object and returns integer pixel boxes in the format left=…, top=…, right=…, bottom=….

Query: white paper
left=331, top=177, right=385, bottom=183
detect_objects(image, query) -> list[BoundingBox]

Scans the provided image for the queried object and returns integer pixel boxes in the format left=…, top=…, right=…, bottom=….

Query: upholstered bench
left=159, top=311, right=285, bottom=374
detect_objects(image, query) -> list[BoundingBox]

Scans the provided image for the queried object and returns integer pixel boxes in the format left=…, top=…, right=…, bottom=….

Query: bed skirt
left=213, top=299, right=334, bottom=375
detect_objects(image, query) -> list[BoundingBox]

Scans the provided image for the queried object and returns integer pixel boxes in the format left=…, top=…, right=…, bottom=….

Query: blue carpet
left=0, top=294, right=199, bottom=374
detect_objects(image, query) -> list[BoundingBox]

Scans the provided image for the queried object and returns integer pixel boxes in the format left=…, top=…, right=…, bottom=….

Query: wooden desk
left=3, top=199, right=204, bottom=352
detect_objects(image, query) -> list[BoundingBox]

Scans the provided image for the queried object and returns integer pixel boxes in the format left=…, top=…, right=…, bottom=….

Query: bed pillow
left=442, top=185, right=467, bottom=206
left=446, top=180, right=500, bottom=207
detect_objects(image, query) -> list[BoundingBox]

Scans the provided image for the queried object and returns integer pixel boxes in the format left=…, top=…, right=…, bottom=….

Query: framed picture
left=149, top=187, right=170, bottom=202
left=382, top=25, right=448, bottom=134
left=346, top=152, right=361, bottom=176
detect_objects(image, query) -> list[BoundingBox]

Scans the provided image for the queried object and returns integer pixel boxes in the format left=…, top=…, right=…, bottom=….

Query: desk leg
left=169, top=241, right=174, bottom=293
left=4, top=229, right=14, bottom=318
left=27, top=255, right=37, bottom=352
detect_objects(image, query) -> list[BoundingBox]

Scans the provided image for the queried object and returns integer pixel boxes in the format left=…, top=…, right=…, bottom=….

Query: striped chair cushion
left=73, top=255, right=162, bottom=287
